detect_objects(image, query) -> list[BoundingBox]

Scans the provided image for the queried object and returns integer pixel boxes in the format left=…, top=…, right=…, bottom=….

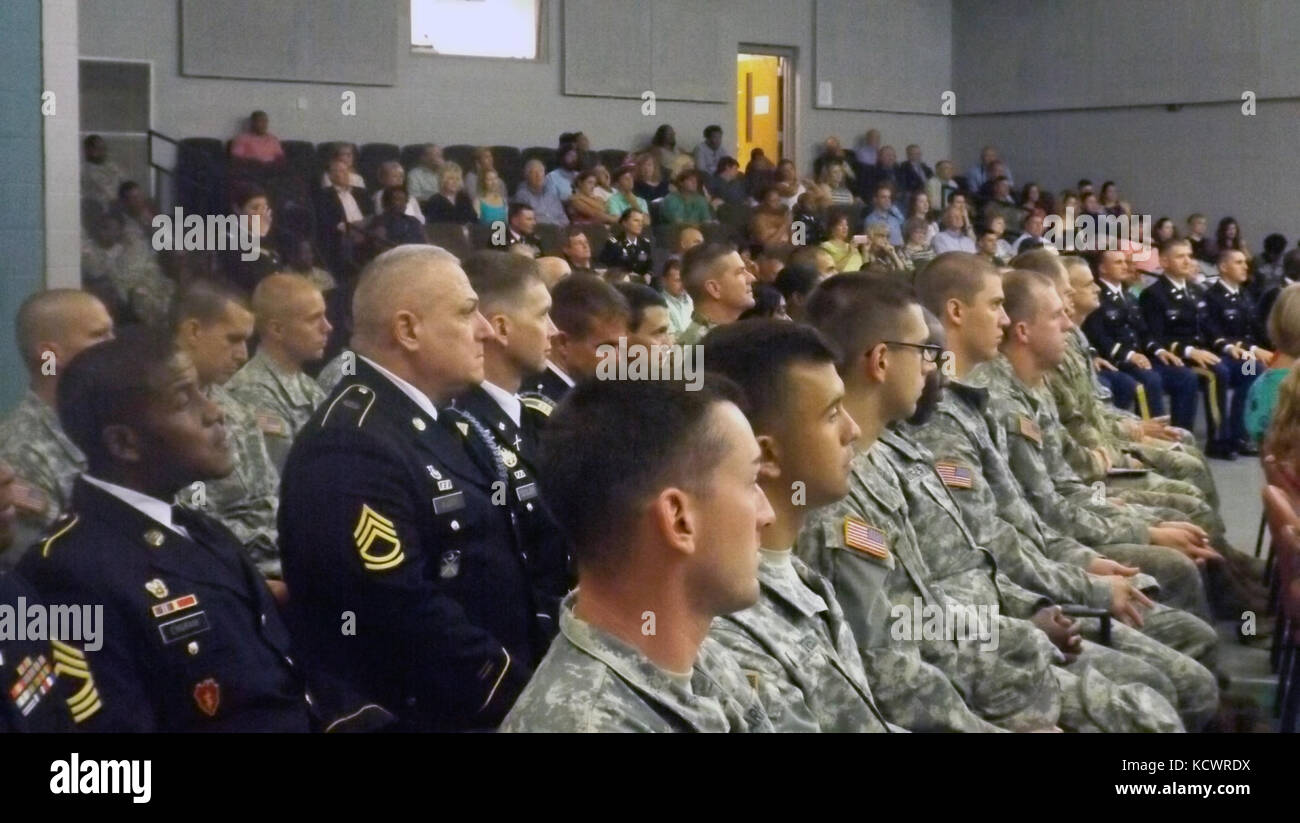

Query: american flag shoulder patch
left=10, top=478, right=49, bottom=515
left=843, top=516, right=889, bottom=559
left=934, top=461, right=974, bottom=489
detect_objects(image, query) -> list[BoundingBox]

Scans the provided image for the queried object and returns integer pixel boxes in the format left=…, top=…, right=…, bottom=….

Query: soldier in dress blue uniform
left=453, top=250, right=572, bottom=627
left=1082, top=249, right=1198, bottom=422
left=598, top=207, right=654, bottom=279
left=279, top=246, right=553, bottom=731
left=16, top=329, right=312, bottom=732
left=1202, top=249, right=1272, bottom=455
left=1139, top=239, right=1237, bottom=458
left=522, top=275, right=629, bottom=402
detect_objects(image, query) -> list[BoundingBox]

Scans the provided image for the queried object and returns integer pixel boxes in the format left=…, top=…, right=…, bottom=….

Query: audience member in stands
left=605, top=166, right=650, bottom=220
left=660, top=258, right=693, bottom=337
left=591, top=164, right=615, bottom=200
left=114, top=180, right=156, bottom=245
left=370, top=161, right=425, bottom=224
left=709, top=157, right=749, bottom=207
left=693, top=125, right=726, bottom=176
left=899, top=144, right=932, bottom=194
left=0, top=290, right=113, bottom=551
left=860, top=145, right=902, bottom=201
left=1153, top=216, right=1177, bottom=245
left=862, top=183, right=904, bottom=246
left=790, top=243, right=838, bottom=278
left=818, top=159, right=857, bottom=207
left=966, top=145, right=1013, bottom=192
left=931, top=203, right=976, bottom=254
left=863, top=222, right=908, bottom=272
left=771, top=159, right=805, bottom=208
left=772, top=263, right=819, bottom=323
left=406, top=143, right=443, bottom=206
left=749, top=186, right=792, bottom=250
left=1011, top=210, right=1047, bottom=254
left=904, top=191, right=937, bottom=243
left=423, top=161, right=477, bottom=224
left=286, top=236, right=336, bottom=293
left=1246, top=284, right=1300, bottom=445
left=560, top=225, right=595, bottom=274
left=81, top=135, right=126, bottom=210
left=1258, top=249, right=1300, bottom=331
left=819, top=211, right=864, bottom=272
left=226, top=183, right=285, bottom=293
left=633, top=153, right=669, bottom=203
left=464, top=147, right=502, bottom=205
left=230, top=110, right=285, bottom=166
left=1186, top=213, right=1215, bottom=264
left=648, top=124, right=681, bottom=173
left=474, top=169, right=509, bottom=226
left=526, top=275, right=631, bottom=400
left=319, top=143, right=365, bottom=189
left=854, top=128, right=882, bottom=167
left=1216, top=217, right=1246, bottom=259
left=314, top=157, right=372, bottom=274
left=1020, top=182, right=1043, bottom=211
left=791, top=185, right=829, bottom=245
left=738, top=282, right=790, bottom=321
left=171, top=279, right=282, bottom=575
left=926, top=159, right=958, bottom=210
left=976, top=226, right=1003, bottom=265
left=515, top=159, right=569, bottom=226
left=753, top=245, right=791, bottom=284
left=547, top=143, right=582, bottom=200
left=80, top=211, right=129, bottom=318
left=1254, top=233, right=1288, bottom=297
left=1099, top=181, right=1130, bottom=217
left=983, top=176, right=1025, bottom=233
left=901, top=218, right=937, bottom=270
left=567, top=170, right=617, bottom=225
left=374, top=188, right=427, bottom=247
left=228, top=273, right=330, bottom=472
left=744, top=150, right=775, bottom=197
left=675, top=224, right=704, bottom=256
left=678, top=243, right=756, bottom=345
left=661, top=169, right=714, bottom=225
left=506, top=202, right=542, bottom=257
left=598, top=208, right=653, bottom=279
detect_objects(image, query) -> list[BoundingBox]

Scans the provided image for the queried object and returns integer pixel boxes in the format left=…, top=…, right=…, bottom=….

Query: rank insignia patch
left=353, top=504, right=404, bottom=571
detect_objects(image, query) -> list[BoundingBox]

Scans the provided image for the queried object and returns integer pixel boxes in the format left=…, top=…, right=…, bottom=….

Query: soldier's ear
left=944, top=297, right=963, bottom=328
left=862, top=342, right=889, bottom=383
left=102, top=423, right=142, bottom=464
left=652, top=486, right=696, bottom=557
left=755, top=434, right=781, bottom=482
left=391, top=309, right=420, bottom=352
left=488, top=312, right=510, bottom=341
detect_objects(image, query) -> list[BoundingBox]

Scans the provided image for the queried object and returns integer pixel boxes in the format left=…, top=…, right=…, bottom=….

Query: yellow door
left=736, top=54, right=782, bottom=167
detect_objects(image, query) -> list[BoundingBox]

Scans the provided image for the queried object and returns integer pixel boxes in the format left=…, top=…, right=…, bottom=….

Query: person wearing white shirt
left=930, top=205, right=976, bottom=254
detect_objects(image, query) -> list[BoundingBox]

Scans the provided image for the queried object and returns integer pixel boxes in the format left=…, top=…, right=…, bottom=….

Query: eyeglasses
left=882, top=341, right=944, bottom=363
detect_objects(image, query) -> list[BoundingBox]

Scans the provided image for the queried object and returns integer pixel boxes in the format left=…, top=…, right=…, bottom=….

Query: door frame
left=736, top=43, right=798, bottom=171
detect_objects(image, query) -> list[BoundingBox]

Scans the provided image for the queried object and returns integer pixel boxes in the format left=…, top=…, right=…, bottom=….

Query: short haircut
left=461, top=250, right=542, bottom=313
left=537, top=375, right=744, bottom=572
left=250, top=273, right=320, bottom=331
left=682, top=243, right=736, bottom=301
left=704, top=125, right=722, bottom=138
left=805, top=272, right=919, bottom=373
left=618, top=207, right=643, bottom=225
left=702, top=319, right=839, bottom=429
left=508, top=201, right=533, bottom=221
left=912, top=252, right=998, bottom=319
left=774, top=263, right=820, bottom=303
left=1218, top=247, right=1246, bottom=265
left=1158, top=237, right=1191, bottom=257
left=549, top=274, right=630, bottom=338
left=169, top=277, right=248, bottom=333
left=613, top=281, right=667, bottom=331
left=1077, top=178, right=1092, bottom=189
left=15, top=289, right=103, bottom=369
left=381, top=186, right=407, bottom=209
left=716, top=156, right=739, bottom=173
left=1001, top=269, right=1055, bottom=326
left=57, top=327, right=178, bottom=471
left=1009, top=247, right=1066, bottom=281
left=1264, top=233, right=1288, bottom=256
left=1269, top=284, right=1300, bottom=358
left=788, top=244, right=832, bottom=270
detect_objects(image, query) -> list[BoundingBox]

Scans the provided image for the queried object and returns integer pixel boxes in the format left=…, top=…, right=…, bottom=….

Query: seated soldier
left=522, top=275, right=630, bottom=402
left=501, top=377, right=775, bottom=732
left=17, top=329, right=311, bottom=732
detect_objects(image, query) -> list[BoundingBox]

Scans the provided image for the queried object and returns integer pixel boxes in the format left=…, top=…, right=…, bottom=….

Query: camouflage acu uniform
left=227, top=350, right=328, bottom=471
left=878, top=427, right=1217, bottom=730
left=969, top=356, right=1211, bottom=617
left=176, top=384, right=281, bottom=577
left=709, top=549, right=893, bottom=732
left=676, top=311, right=718, bottom=346
left=800, top=446, right=1182, bottom=732
left=116, top=237, right=175, bottom=328
left=315, top=349, right=354, bottom=396
left=501, top=593, right=774, bottom=732
left=0, top=392, right=86, bottom=563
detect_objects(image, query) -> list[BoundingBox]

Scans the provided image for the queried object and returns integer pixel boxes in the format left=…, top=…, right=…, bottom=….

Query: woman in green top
left=818, top=211, right=866, bottom=272
left=605, top=166, right=649, bottom=221
left=1246, top=283, right=1300, bottom=444
left=660, top=169, right=714, bottom=225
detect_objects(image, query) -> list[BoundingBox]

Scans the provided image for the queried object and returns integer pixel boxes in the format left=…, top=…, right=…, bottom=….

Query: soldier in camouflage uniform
left=227, top=274, right=333, bottom=471
left=798, top=275, right=1182, bottom=732
left=702, top=320, right=893, bottom=732
left=0, top=291, right=114, bottom=562
left=502, top=377, right=774, bottom=732
left=675, top=244, right=756, bottom=346
left=172, top=280, right=282, bottom=577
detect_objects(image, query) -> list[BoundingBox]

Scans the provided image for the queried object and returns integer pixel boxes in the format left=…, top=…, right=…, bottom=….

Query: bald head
left=252, top=273, right=332, bottom=366
left=15, top=289, right=115, bottom=381
left=351, top=245, right=491, bottom=402
left=252, top=273, right=320, bottom=330
left=537, top=256, right=572, bottom=290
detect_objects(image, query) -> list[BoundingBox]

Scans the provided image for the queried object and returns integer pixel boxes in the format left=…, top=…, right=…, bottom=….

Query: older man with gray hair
left=513, top=159, right=569, bottom=226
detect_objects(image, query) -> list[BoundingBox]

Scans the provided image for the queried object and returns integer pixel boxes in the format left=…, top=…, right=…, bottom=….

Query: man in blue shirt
left=862, top=184, right=904, bottom=246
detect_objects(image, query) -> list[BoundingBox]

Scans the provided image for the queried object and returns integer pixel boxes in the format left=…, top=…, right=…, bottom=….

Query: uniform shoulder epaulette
left=519, top=392, right=554, bottom=417
left=39, top=513, right=80, bottom=558
left=319, top=383, right=377, bottom=429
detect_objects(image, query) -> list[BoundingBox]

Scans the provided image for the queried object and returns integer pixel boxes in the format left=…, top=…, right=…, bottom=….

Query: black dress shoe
left=1235, top=439, right=1260, bottom=456
left=1205, top=442, right=1238, bottom=460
